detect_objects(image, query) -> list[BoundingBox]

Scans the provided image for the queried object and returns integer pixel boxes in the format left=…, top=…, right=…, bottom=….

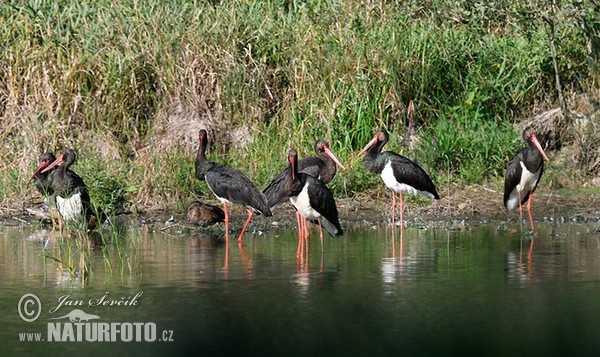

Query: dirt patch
left=6, top=183, right=600, bottom=231
left=339, top=184, right=600, bottom=225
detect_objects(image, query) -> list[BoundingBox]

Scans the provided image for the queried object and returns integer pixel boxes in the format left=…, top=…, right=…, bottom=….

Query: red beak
left=323, top=146, right=346, bottom=170
left=531, top=133, right=549, bottom=162
left=27, top=160, right=50, bottom=183
left=359, top=135, right=379, bottom=156
left=40, top=152, right=65, bottom=174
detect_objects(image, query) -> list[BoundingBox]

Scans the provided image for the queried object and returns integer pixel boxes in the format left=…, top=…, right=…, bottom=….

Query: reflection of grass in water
left=99, top=216, right=142, bottom=281
left=42, top=229, right=91, bottom=285
left=41, top=215, right=142, bottom=285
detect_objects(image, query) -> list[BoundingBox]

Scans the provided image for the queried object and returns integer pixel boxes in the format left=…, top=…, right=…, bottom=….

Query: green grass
left=39, top=217, right=143, bottom=284
left=423, top=109, right=520, bottom=183
left=0, top=0, right=597, bottom=214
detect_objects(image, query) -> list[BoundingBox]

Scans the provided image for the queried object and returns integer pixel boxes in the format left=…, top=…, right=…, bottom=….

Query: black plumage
left=28, top=152, right=57, bottom=197
left=503, top=127, right=549, bottom=217
left=40, top=149, right=93, bottom=229
left=195, top=129, right=271, bottom=243
left=285, top=149, right=343, bottom=240
left=360, top=128, right=439, bottom=227
left=263, top=139, right=344, bottom=212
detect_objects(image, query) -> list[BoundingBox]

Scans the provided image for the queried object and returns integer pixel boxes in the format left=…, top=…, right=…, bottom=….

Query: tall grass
left=0, top=0, right=596, bottom=214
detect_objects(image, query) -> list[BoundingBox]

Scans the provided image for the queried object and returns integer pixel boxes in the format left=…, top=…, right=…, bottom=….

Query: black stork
left=28, top=152, right=57, bottom=197
left=263, top=139, right=345, bottom=212
left=27, top=152, right=59, bottom=223
left=359, top=128, right=439, bottom=229
left=40, top=148, right=93, bottom=230
left=503, top=127, right=549, bottom=228
left=195, top=129, right=272, bottom=244
left=284, top=149, right=343, bottom=244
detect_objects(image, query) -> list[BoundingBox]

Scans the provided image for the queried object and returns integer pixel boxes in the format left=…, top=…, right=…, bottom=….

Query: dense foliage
left=0, top=0, right=597, bottom=214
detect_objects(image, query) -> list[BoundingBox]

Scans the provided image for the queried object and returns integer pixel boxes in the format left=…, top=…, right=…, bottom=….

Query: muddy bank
left=4, top=184, right=600, bottom=232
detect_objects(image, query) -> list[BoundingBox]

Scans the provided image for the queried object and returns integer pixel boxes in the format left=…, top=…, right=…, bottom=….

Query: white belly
left=516, top=161, right=541, bottom=193
left=381, top=163, right=435, bottom=198
left=290, top=183, right=320, bottom=220
left=505, top=162, right=542, bottom=211
left=56, top=193, right=83, bottom=221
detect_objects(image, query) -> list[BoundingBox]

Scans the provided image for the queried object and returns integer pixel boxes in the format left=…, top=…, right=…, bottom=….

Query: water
left=2, top=218, right=600, bottom=356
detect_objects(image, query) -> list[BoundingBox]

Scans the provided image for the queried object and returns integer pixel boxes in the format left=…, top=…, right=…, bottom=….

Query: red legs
left=304, top=217, right=312, bottom=257
left=303, top=217, right=310, bottom=241
left=238, top=208, right=254, bottom=244
left=297, top=213, right=325, bottom=270
left=317, top=218, right=324, bottom=244
left=296, top=238, right=303, bottom=258
left=237, top=243, right=253, bottom=277
left=527, top=238, right=534, bottom=261
left=57, top=213, right=74, bottom=239
left=295, top=215, right=310, bottom=260
left=296, top=245, right=305, bottom=271
left=222, top=202, right=255, bottom=244
left=296, top=213, right=309, bottom=271
left=296, top=212, right=303, bottom=258
left=391, top=192, right=397, bottom=254
left=222, top=202, right=230, bottom=240
left=391, top=191, right=406, bottom=236
left=392, top=191, right=397, bottom=227
left=296, top=238, right=303, bottom=259
left=319, top=243, right=324, bottom=273
left=393, top=227, right=405, bottom=278
left=221, top=204, right=253, bottom=273
left=390, top=190, right=407, bottom=260
left=526, top=194, right=535, bottom=231
left=517, top=191, right=536, bottom=231
left=221, top=202, right=230, bottom=272
left=53, top=213, right=65, bottom=233
left=295, top=214, right=326, bottom=269
left=303, top=225, right=309, bottom=268
left=295, top=211, right=304, bottom=242
left=517, top=192, right=535, bottom=279
left=296, top=241, right=309, bottom=272
left=303, top=219, right=309, bottom=256
left=315, top=219, right=326, bottom=273
left=518, top=239, right=523, bottom=278
left=296, top=211, right=305, bottom=258
left=526, top=239, right=534, bottom=278
left=518, top=237, right=535, bottom=280
left=49, top=212, right=59, bottom=233
left=224, top=236, right=230, bottom=272
left=399, top=190, right=405, bottom=230
left=391, top=210, right=405, bottom=261
left=399, top=225, right=404, bottom=259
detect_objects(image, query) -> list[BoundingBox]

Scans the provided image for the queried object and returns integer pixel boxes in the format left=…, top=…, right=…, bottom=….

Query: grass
left=39, top=214, right=142, bottom=284
left=0, top=0, right=598, bottom=215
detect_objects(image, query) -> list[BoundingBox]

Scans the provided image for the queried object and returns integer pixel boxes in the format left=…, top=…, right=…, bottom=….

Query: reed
left=1, top=0, right=596, bottom=214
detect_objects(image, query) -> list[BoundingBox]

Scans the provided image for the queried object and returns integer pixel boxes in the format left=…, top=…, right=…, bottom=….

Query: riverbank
left=5, top=182, right=600, bottom=232
left=2, top=1, right=598, bottom=220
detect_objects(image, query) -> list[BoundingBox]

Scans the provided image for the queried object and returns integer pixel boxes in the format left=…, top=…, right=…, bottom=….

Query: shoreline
left=4, top=184, right=600, bottom=230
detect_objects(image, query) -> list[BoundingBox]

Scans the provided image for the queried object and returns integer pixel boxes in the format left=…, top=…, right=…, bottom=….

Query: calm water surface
left=2, top=217, right=600, bottom=356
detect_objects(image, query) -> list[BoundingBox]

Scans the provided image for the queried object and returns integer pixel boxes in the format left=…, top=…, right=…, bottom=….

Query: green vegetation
left=1, top=0, right=598, bottom=215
